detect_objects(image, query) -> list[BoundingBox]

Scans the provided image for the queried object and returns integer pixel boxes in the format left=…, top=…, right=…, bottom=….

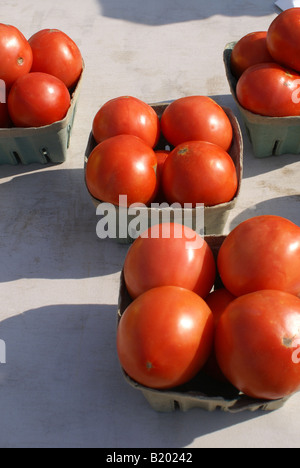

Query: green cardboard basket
left=85, top=102, right=243, bottom=241
left=224, top=42, right=300, bottom=158
left=0, top=68, right=83, bottom=165
left=117, top=235, right=289, bottom=413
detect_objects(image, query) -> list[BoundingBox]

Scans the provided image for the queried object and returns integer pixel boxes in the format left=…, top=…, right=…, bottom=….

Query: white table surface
left=0, top=0, right=299, bottom=449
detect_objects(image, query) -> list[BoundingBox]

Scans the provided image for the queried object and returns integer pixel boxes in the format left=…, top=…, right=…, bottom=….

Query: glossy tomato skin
left=215, top=290, right=300, bottom=400
left=85, top=134, right=158, bottom=206
left=124, top=222, right=216, bottom=299
left=217, top=215, right=300, bottom=298
left=203, top=288, right=236, bottom=381
left=160, top=96, right=233, bottom=151
left=205, top=288, right=236, bottom=325
left=230, top=31, right=274, bottom=78
left=8, top=72, right=71, bottom=127
left=117, top=285, right=215, bottom=389
left=29, top=29, right=83, bottom=89
left=155, top=150, right=170, bottom=180
left=153, top=150, right=170, bottom=203
left=0, top=24, right=33, bottom=90
left=92, top=96, right=160, bottom=148
left=236, top=63, right=300, bottom=117
left=162, top=141, right=238, bottom=207
left=267, top=8, right=300, bottom=73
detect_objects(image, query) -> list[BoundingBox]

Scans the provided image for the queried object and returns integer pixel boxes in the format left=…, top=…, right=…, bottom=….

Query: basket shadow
left=0, top=167, right=128, bottom=282
left=97, top=0, right=278, bottom=26
left=0, top=303, right=119, bottom=447
left=229, top=195, right=300, bottom=230
left=0, top=303, right=274, bottom=448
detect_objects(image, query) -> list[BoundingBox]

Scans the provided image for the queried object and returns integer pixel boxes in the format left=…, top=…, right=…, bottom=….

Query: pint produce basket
left=0, top=67, right=84, bottom=165
left=224, top=42, right=300, bottom=158
left=85, top=102, right=243, bottom=242
left=117, top=235, right=289, bottom=413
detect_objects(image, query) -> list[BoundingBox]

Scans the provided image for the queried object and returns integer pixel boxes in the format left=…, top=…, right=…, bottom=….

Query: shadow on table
left=0, top=303, right=274, bottom=448
left=229, top=195, right=300, bottom=230
left=0, top=166, right=128, bottom=282
left=97, top=0, right=278, bottom=25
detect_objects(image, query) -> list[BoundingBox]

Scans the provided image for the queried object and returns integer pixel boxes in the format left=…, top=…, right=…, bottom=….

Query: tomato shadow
left=0, top=165, right=128, bottom=282
left=97, top=0, right=278, bottom=25
left=0, top=302, right=278, bottom=448
left=0, top=303, right=120, bottom=447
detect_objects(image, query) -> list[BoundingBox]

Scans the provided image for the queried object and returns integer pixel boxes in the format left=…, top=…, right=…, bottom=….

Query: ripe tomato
left=236, top=63, right=300, bottom=117
left=267, top=8, right=300, bottom=73
left=8, top=72, right=71, bottom=127
left=153, top=149, right=170, bottom=203
left=155, top=150, right=170, bottom=179
left=230, top=31, right=274, bottom=78
left=217, top=215, right=300, bottom=297
left=160, top=96, right=233, bottom=151
left=123, top=222, right=216, bottom=299
left=117, top=285, right=215, bottom=389
left=0, top=24, right=33, bottom=90
left=203, top=288, right=236, bottom=381
left=85, top=134, right=158, bottom=207
left=162, top=141, right=238, bottom=207
left=92, top=96, right=160, bottom=148
left=215, top=290, right=300, bottom=400
left=205, top=288, right=236, bottom=324
left=29, top=29, right=83, bottom=89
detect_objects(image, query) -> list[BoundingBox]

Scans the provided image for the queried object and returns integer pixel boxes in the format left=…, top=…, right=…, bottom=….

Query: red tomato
left=236, top=63, right=300, bottom=117
left=29, top=29, right=83, bottom=89
left=162, top=141, right=238, bottom=207
left=155, top=150, right=170, bottom=179
left=92, top=96, right=160, bottom=148
left=217, top=215, right=300, bottom=298
left=203, top=288, right=236, bottom=381
left=205, top=288, right=236, bottom=325
left=123, top=222, right=216, bottom=299
left=8, top=72, right=71, bottom=127
left=153, top=150, right=170, bottom=203
left=0, top=24, right=33, bottom=90
left=230, top=31, right=274, bottom=78
left=117, top=285, right=215, bottom=389
left=85, top=134, right=158, bottom=206
left=267, top=8, right=300, bottom=73
left=215, top=290, right=300, bottom=400
left=160, top=96, right=233, bottom=151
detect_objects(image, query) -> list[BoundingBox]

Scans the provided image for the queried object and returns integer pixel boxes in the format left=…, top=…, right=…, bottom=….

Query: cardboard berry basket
left=117, top=235, right=289, bottom=413
left=224, top=42, right=300, bottom=158
left=0, top=66, right=84, bottom=165
left=84, top=101, right=243, bottom=242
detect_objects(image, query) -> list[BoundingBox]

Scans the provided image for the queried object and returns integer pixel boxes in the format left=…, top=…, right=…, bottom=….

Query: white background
left=0, top=0, right=299, bottom=448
